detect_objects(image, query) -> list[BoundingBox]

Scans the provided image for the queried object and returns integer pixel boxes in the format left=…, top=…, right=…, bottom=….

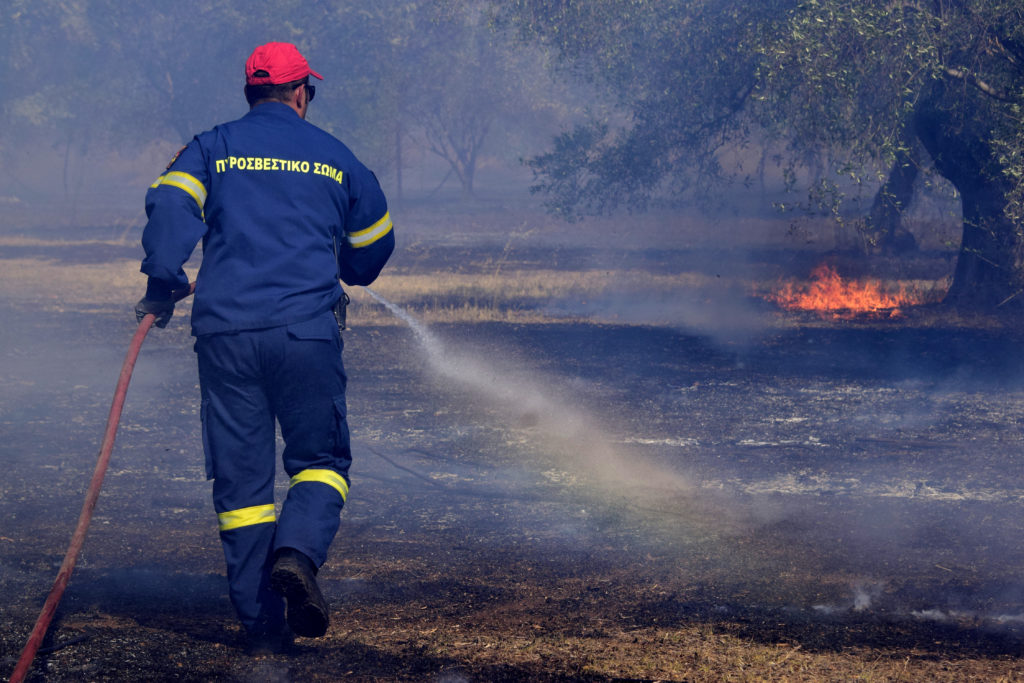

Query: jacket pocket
left=286, top=313, right=338, bottom=342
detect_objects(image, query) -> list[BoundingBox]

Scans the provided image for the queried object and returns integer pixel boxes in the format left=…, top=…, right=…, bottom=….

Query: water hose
left=8, top=285, right=194, bottom=683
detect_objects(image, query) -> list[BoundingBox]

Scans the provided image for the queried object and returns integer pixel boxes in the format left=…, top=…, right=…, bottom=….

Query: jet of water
left=363, top=287, right=694, bottom=494
left=364, top=288, right=442, bottom=357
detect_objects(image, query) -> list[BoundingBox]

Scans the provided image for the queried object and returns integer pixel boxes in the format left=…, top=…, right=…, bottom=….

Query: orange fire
left=770, top=264, right=920, bottom=319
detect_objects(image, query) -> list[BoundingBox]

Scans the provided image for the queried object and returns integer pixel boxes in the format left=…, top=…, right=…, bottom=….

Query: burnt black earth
left=2, top=288, right=1024, bottom=680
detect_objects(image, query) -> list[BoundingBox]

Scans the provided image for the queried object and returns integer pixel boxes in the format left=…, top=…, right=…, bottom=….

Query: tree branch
left=944, top=66, right=1012, bottom=102
left=993, top=36, right=1024, bottom=70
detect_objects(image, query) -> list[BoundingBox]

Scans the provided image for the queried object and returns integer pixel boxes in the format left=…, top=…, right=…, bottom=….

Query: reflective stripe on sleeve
left=149, top=174, right=166, bottom=189
left=217, top=503, right=276, bottom=531
left=289, top=468, right=349, bottom=501
left=347, top=212, right=393, bottom=248
left=160, top=171, right=208, bottom=210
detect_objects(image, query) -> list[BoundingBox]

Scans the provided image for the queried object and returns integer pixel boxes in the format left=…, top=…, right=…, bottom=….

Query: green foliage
left=502, top=0, right=1024, bottom=229
left=525, top=121, right=610, bottom=218
left=502, top=0, right=784, bottom=217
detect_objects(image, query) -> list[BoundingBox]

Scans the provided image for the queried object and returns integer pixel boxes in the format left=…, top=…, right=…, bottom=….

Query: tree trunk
left=914, top=83, right=1024, bottom=310
left=940, top=177, right=1022, bottom=308
left=461, top=151, right=476, bottom=198
left=866, top=140, right=920, bottom=254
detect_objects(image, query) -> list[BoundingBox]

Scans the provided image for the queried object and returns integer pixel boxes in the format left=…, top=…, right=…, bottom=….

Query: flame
left=770, top=264, right=921, bottom=319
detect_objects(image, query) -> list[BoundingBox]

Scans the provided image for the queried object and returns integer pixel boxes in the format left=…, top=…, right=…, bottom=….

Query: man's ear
left=294, top=83, right=308, bottom=117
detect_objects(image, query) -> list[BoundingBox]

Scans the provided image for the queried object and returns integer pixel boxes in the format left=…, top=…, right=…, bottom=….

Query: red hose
left=9, top=286, right=193, bottom=683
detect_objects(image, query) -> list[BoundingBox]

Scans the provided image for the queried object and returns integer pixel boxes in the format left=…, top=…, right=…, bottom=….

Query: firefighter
left=135, top=42, right=394, bottom=654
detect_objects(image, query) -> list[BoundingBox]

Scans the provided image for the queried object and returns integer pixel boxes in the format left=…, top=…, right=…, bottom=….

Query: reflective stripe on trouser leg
left=271, top=313, right=351, bottom=567
left=290, top=469, right=349, bottom=500
left=217, top=506, right=282, bottom=632
left=197, top=330, right=284, bottom=632
left=276, top=468, right=349, bottom=568
left=218, top=504, right=276, bottom=531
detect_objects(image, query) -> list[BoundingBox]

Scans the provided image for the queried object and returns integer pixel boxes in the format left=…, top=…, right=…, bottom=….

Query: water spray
left=362, top=287, right=693, bottom=495
left=364, top=287, right=446, bottom=364
left=9, top=284, right=194, bottom=683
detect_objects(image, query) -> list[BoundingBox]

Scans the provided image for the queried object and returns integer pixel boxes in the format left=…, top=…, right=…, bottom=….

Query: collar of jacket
left=246, top=100, right=302, bottom=121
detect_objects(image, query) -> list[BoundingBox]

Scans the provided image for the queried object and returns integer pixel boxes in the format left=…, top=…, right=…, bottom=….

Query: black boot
left=270, top=548, right=329, bottom=638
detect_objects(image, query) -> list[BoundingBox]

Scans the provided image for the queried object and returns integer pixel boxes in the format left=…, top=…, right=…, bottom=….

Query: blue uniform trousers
left=195, top=311, right=350, bottom=633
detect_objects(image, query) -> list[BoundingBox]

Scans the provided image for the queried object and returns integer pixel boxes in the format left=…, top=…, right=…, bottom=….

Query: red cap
left=245, top=42, right=323, bottom=85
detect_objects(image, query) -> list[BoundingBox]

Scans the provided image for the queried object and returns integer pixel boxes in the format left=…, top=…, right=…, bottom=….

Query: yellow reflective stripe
left=149, top=174, right=166, bottom=189
left=290, top=468, right=349, bottom=501
left=160, top=171, right=207, bottom=209
left=218, top=503, right=276, bottom=532
left=347, top=211, right=393, bottom=248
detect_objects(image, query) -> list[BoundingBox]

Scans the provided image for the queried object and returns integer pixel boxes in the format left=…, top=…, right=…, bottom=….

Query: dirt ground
left=2, top=215, right=1024, bottom=681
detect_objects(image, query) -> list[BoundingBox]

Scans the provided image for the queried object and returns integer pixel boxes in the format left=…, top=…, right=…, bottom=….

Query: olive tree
left=503, top=0, right=1024, bottom=310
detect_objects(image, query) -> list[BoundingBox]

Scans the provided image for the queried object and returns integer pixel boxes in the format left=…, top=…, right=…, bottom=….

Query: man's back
left=143, top=102, right=393, bottom=336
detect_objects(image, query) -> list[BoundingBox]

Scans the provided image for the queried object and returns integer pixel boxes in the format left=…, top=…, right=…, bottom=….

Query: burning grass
left=767, top=263, right=947, bottom=320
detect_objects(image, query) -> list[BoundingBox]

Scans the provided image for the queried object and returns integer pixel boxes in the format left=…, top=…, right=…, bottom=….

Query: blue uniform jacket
left=141, top=102, right=394, bottom=336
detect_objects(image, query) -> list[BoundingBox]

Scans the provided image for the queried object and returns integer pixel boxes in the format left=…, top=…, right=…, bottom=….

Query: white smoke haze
left=548, top=288, right=772, bottom=348
left=909, top=609, right=1024, bottom=630
left=364, top=287, right=696, bottom=498
left=362, top=287, right=1024, bottom=609
left=811, top=582, right=1024, bottom=628
left=852, top=580, right=883, bottom=611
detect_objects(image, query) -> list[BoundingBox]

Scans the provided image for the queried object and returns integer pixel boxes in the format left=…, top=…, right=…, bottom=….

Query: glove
left=135, top=297, right=174, bottom=328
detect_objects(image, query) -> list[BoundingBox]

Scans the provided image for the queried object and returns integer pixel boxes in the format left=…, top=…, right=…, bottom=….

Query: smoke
left=853, top=581, right=882, bottom=611
left=364, top=287, right=695, bottom=496
left=545, top=285, right=772, bottom=348
left=811, top=580, right=1024, bottom=631
left=362, top=289, right=1024, bottom=588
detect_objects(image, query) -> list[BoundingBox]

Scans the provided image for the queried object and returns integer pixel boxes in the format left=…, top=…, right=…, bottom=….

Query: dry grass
left=327, top=606, right=1024, bottom=682
left=0, top=245, right=992, bottom=332
left=0, top=236, right=129, bottom=247
left=350, top=269, right=727, bottom=325
left=0, top=257, right=150, bottom=310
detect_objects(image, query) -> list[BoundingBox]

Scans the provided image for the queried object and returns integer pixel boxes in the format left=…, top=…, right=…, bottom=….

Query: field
left=2, top=205, right=1024, bottom=681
